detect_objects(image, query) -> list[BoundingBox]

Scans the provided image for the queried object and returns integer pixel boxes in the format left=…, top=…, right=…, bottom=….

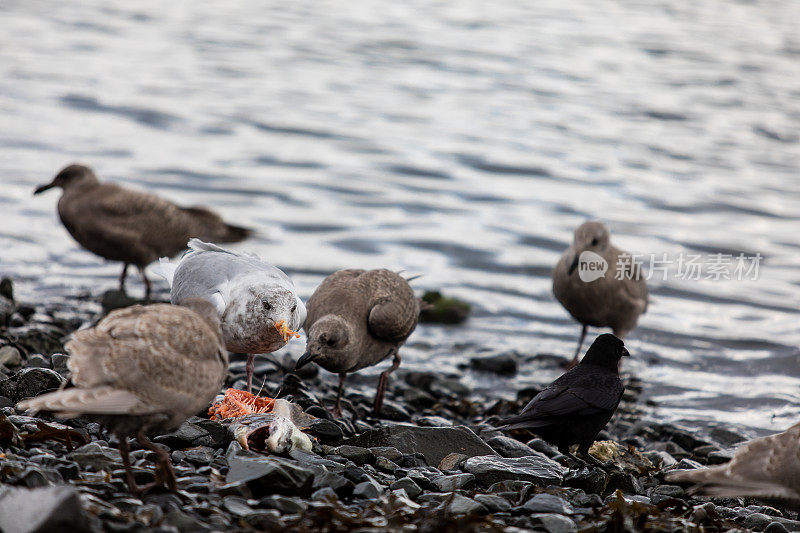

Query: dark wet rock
left=0, top=368, right=66, bottom=402
left=311, top=487, right=337, bottom=500
left=154, top=418, right=222, bottom=449
left=416, top=415, right=453, bottom=427
left=24, top=354, right=49, bottom=369
left=433, top=473, right=475, bottom=491
left=378, top=400, right=411, bottom=421
left=438, top=452, right=469, bottom=471
left=474, top=493, right=512, bottom=513
left=469, top=352, right=518, bottom=375
left=0, top=396, right=13, bottom=408
left=308, top=419, right=343, bottom=445
left=390, top=477, right=422, bottom=499
left=375, top=456, right=400, bottom=473
left=100, top=289, right=140, bottom=313
left=403, top=387, right=437, bottom=408
left=335, top=445, right=374, bottom=465
left=604, top=468, right=642, bottom=495
left=259, top=495, right=307, bottom=514
left=353, top=478, right=384, bottom=499
left=419, top=291, right=471, bottom=324
left=527, top=513, right=578, bottom=533
left=707, top=448, right=735, bottom=465
left=8, top=466, right=63, bottom=488
left=709, top=426, right=749, bottom=447
left=224, top=442, right=315, bottom=497
left=642, top=450, right=677, bottom=468
left=527, top=438, right=560, bottom=457
left=0, top=484, right=91, bottom=533
left=670, top=458, right=704, bottom=471
left=7, top=327, right=65, bottom=357
left=765, top=522, right=792, bottom=533
left=439, top=494, right=488, bottom=515
left=369, top=446, right=403, bottom=462
left=486, top=435, right=536, bottom=458
left=163, top=508, right=213, bottom=533
left=223, top=495, right=254, bottom=517
left=343, top=424, right=496, bottom=466
left=522, top=493, right=574, bottom=514
left=49, top=354, right=69, bottom=377
left=71, top=442, right=122, bottom=471
left=464, top=454, right=565, bottom=486
left=183, top=446, right=216, bottom=465
left=563, top=467, right=607, bottom=494
left=0, top=346, right=22, bottom=368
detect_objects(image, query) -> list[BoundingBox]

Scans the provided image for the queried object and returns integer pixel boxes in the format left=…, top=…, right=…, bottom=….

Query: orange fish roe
left=208, top=388, right=276, bottom=420
left=274, top=319, right=301, bottom=342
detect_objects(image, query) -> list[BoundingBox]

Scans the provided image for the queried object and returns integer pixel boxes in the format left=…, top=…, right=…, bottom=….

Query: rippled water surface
left=2, top=0, right=799, bottom=436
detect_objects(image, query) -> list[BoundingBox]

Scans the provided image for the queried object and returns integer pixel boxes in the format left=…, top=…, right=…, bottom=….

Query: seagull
left=155, top=239, right=306, bottom=392
left=552, top=221, right=647, bottom=367
left=295, top=269, right=420, bottom=416
left=18, top=298, right=227, bottom=494
left=33, top=164, right=252, bottom=299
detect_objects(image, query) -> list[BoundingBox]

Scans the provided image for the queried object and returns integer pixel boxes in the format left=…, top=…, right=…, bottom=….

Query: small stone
left=0, top=347, right=21, bottom=368
left=440, top=494, right=487, bottom=515
left=485, top=435, right=536, bottom=458
left=71, top=442, right=122, bottom=471
left=335, top=445, right=374, bottom=465
left=50, top=354, right=69, bottom=377
left=259, top=495, right=307, bottom=514
left=369, top=446, right=403, bottom=462
left=528, top=513, right=578, bottom=533
left=377, top=401, right=411, bottom=421
left=464, top=454, right=565, bottom=486
left=390, top=477, right=422, bottom=499
left=527, top=438, right=559, bottom=457
left=469, top=352, right=518, bottom=375
left=375, top=456, right=399, bottom=473
left=416, top=416, right=453, bottom=427
left=765, top=522, right=791, bottom=533
left=522, top=494, right=574, bottom=515
left=563, top=467, right=607, bottom=494
left=224, top=442, right=315, bottom=498
left=25, top=354, right=49, bottom=369
left=311, top=487, right=337, bottom=501
left=222, top=496, right=253, bottom=517
left=183, top=446, right=216, bottom=466
left=0, top=485, right=91, bottom=533
left=438, top=453, right=469, bottom=471
left=308, top=419, right=343, bottom=445
left=0, top=368, right=66, bottom=402
left=353, top=479, right=383, bottom=499
left=474, top=494, right=512, bottom=513
left=642, top=450, right=677, bottom=468
left=433, top=473, right=475, bottom=491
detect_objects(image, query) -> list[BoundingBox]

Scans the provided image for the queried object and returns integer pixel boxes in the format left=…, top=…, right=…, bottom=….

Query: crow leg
left=374, top=350, right=401, bottom=415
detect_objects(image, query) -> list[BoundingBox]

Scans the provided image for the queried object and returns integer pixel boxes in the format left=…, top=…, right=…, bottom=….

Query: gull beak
left=33, top=182, right=55, bottom=195
left=622, top=347, right=630, bottom=357
left=568, top=254, right=580, bottom=275
left=295, top=351, right=318, bottom=370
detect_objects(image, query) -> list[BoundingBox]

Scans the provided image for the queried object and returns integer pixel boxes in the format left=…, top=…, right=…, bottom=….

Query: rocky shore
left=0, top=284, right=796, bottom=533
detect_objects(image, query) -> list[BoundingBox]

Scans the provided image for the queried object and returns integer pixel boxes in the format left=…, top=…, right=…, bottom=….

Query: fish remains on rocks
left=296, top=269, right=420, bottom=415
left=156, top=239, right=306, bottom=392
left=17, top=298, right=228, bottom=494
left=33, top=164, right=252, bottom=299
left=497, top=333, right=628, bottom=462
left=552, top=221, right=647, bottom=366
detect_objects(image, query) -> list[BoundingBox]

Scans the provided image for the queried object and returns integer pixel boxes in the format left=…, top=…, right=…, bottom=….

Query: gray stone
left=222, top=496, right=253, bottom=517
left=433, top=473, right=475, bottom=491
left=353, top=478, right=384, bottom=499
left=522, top=493, right=574, bottom=515
left=369, top=446, right=403, bottom=462
left=0, top=346, right=21, bottom=368
left=438, top=452, right=468, bottom=471
left=390, top=477, right=422, bottom=499
left=50, top=354, right=69, bottom=376
left=311, top=487, right=337, bottom=501
left=224, top=442, right=315, bottom=497
left=163, top=509, right=212, bottom=533
left=0, top=485, right=91, bottom=533
left=528, top=513, right=578, bottom=533
left=464, top=454, right=565, bottom=486
left=0, top=368, right=66, bottom=403
left=335, top=445, right=374, bottom=465
left=71, top=442, right=122, bottom=471
left=343, top=424, right=497, bottom=466
left=259, top=495, right=307, bottom=514
left=440, top=494, right=488, bottom=515
left=415, top=416, right=453, bottom=427
left=527, top=438, right=560, bottom=457
left=375, top=456, right=399, bottom=473
left=469, top=352, right=518, bottom=375
left=474, top=494, right=512, bottom=513
left=642, top=450, right=677, bottom=468
left=25, top=354, right=49, bottom=369
left=485, top=435, right=536, bottom=458
left=765, top=522, right=791, bottom=533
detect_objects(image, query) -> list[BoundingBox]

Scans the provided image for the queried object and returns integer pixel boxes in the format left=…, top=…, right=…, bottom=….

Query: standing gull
left=156, top=239, right=306, bottom=392
left=18, top=299, right=227, bottom=494
left=34, top=164, right=252, bottom=299
left=497, top=334, right=628, bottom=463
left=295, top=269, right=420, bottom=416
left=552, top=221, right=647, bottom=366
left=667, top=421, right=800, bottom=503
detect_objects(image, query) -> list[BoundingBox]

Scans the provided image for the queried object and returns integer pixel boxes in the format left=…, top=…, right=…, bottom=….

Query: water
left=1, top=0, right=799, bottom=436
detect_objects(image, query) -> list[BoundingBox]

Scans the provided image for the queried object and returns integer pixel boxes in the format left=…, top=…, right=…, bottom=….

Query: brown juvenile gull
left=18, top=299, right=227, bottom=494
left=155, top=239, right=306, bottom=393
left=33, top=164, right=252, bottom=299
left=667, top=422, right=800, bottom=503
left=295, top=269, right=420, bottom=416
left=496, top=333, right=628, bottom=464
left=552, top=221, right=647, bottom=366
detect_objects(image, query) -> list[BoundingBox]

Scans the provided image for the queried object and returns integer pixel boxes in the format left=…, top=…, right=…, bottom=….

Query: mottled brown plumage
left=295, top=269, right=420, bottom=415
left=552, top=221, right=648, bottom=365
left=34, top=164, right=252, bottom=298
left=668, top=422, right=800, bottom=503
left=18, top=299, right=228, bottom=494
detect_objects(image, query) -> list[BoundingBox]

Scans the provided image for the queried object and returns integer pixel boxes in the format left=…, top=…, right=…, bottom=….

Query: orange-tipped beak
left=274, top=319, right=301, bottom=342
left=208, top=389, right=276, bottom=420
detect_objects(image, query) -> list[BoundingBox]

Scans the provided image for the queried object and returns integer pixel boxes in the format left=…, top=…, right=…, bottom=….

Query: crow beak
left=568, top=254, right=580, bottom=275
left=295, top=351, right=317, bottom=370
left=33, top=182, right=55, bottom=195
left=622, top=347, right=630, bottom=357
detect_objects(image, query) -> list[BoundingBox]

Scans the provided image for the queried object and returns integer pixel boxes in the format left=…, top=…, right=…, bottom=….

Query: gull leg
left=374, top=350, right=401, bottom=415
left=119, top=263, right=129, bottom=293
left=118, top=433, right=141, bottom=494
left=246, top=354, right=255, bottom=393
left=137, top=266, right=151, bottom=301
left=137, top=430, right=177, bottom=491
left=331, top=373, right=346, bottom=418
left=565, top=324, right=588, bottom=369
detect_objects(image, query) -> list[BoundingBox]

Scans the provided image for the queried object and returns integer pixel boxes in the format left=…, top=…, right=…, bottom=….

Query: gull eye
left=291, top=304, right=297, bottom=314
left=326, top=338, right=336, bottom=347
left=591, top=237, right=599, bottom=246
left=263, top=301, right=272, bottom=311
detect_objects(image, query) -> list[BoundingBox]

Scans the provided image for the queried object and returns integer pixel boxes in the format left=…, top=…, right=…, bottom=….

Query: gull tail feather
left=152, top=257, right=177, bottom=286
left=17, top=386, right=153, bottom=417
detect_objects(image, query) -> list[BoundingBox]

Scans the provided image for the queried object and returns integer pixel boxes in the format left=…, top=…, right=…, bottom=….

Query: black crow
left=498, top=333, right=628, bottom=461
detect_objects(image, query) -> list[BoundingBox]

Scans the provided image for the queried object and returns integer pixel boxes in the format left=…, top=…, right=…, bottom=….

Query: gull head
left=34, top=164, right=99, bottom=195
left=568, top=221, right=611, bottom=274
left=296, top=314, right=354, bottom=372
left=221, top=284, right=305, bottom=354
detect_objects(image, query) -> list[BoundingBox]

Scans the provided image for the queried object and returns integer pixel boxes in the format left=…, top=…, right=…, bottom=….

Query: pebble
left=463, top=454, right=565, bottom=486
left=432, top=473, right=475, bottom=491
left=521, top=493, right=575, bottom=515
left=0, top=346, right=21, bottom=368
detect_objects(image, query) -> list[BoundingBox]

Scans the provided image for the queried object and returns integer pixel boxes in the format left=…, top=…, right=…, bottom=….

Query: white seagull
left=155, top=239, right=306, bottom=392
